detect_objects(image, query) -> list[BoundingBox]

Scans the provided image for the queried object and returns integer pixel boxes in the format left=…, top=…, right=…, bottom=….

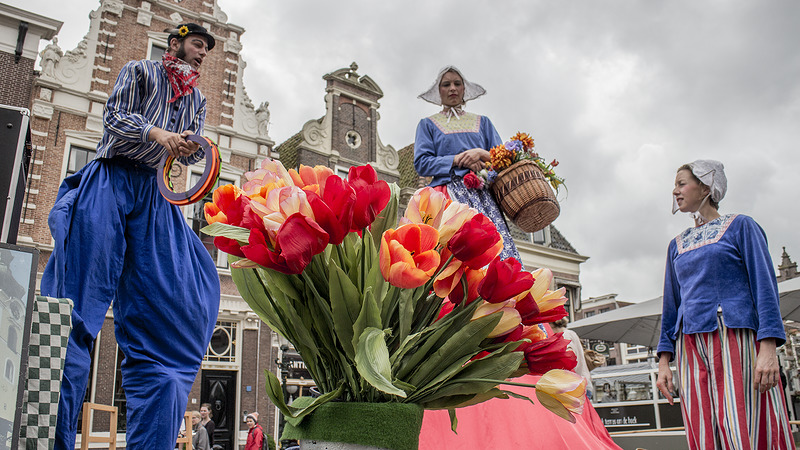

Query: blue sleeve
left=658, top=240, right=681, bottom=359
left=736, top=216, right=786, bottom=346
left=481, top=116, right=503, bottom=149
left=103, top=60, right=156, bottom=144
left=413, top=118, right=454, bottom=178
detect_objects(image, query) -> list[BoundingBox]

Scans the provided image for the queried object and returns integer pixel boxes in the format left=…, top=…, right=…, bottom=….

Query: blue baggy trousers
left=41, top=158, right=220, bottom=449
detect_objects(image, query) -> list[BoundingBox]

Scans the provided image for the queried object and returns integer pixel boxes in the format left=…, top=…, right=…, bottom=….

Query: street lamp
left=275, top=344, right=290, bottom=443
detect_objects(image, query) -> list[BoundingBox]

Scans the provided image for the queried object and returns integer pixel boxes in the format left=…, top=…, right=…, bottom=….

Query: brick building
left=0, top=3, right=60, bottom=109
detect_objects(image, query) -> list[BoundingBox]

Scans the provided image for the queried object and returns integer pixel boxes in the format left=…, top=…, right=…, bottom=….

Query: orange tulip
left=379, top=224, right=441, bottom=289
left=289, top=164, right=334, bottom=195
left=401, top=187, right=451, bottom=228
left=535, top=369, right=586, bottom=423
left=472, top=300, right=521, bottom=338
left=204, top=202, right=226, bottom=225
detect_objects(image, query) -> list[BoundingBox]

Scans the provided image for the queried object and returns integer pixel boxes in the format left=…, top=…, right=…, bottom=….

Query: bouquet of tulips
left=201, top=160, right=586, bottom=426
left=464, top=132, right=565, bottom=193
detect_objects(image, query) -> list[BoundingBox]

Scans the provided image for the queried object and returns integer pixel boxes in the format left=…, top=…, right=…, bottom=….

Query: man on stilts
left=41, top=23, right=221, bottom=449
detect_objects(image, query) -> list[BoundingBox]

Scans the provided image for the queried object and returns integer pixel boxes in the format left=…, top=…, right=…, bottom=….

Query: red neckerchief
left=162, top=53, right=200, bottom=103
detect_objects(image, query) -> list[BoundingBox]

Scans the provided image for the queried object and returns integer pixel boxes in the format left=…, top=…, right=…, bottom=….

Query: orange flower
left=379, top=224, right=441, bottom=289
left=511, top=132, right=534, bottom=151
left=204, top=201, right=226, bottom=225
left=472, top=300, right=521, bottom=338
left=289, top=164, right=334, bottom=196
left=401, top=187, right=451, bottom=228
left=490, top=144, right=513, bottom=171
left=535, top=369, right=586, bottom=423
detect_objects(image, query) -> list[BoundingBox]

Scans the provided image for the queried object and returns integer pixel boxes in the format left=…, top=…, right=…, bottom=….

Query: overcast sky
left=10, top=0, right=800, bottom=303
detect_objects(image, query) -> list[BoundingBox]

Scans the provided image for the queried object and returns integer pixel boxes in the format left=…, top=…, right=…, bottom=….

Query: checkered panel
left=18, top=296, right=73, bottom=450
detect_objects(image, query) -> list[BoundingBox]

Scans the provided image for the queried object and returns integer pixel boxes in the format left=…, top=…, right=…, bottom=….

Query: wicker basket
left=491, top=160, right=560, bottom=232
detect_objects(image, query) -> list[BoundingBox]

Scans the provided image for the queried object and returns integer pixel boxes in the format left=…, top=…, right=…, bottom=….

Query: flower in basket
left=200, top=161, right=585, bottom=445
left=463, top=132, right=566, bottom=194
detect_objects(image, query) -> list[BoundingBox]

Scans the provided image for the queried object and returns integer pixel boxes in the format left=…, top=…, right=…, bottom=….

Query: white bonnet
left=418, top=66, right=487, bottom=105
left=672, top=159, right=727, bottom=214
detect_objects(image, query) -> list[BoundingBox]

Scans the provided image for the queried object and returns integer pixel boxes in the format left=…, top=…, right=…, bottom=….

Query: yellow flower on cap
left=178, top=25, right=189, bottom=37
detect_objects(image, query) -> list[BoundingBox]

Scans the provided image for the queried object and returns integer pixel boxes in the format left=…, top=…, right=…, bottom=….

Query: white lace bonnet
left=672, top=159, right=727, bottom=214
left=417, top=66, right=487, bottom=105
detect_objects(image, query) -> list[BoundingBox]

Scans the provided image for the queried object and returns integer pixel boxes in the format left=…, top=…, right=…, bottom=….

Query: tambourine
left=157, top=134, right=221, bottom=206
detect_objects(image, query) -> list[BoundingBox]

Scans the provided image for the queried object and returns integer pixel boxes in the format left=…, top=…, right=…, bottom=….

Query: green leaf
left=352, top=288, right=381, bottom=352
left=328, top=264, right=362, bottom=359
left=369, top=183, right=399, bottom=249
left=415, top=353, right=524, bottom=404
left=354, top=327, right=407, bottom=397
left=262, top=268, right=302, bottom=300
left=200, top=222, right=250, bottom=242
left=263, top=369, right=345, bottom=426
left=449, top=409, right=458, bottom=433
left=408, top=313, right=501, bottom=387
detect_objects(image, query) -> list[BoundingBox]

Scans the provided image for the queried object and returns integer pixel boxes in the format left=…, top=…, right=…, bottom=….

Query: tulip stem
left=452, top=378, right=537, bottom=389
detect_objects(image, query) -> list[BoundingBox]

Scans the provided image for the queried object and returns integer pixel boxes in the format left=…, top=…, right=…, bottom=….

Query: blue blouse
left=657, top=214, right=786, bottom=357
left=413, top=112, right=502, bottom=187
left=95, top=59, right=206, bottom=168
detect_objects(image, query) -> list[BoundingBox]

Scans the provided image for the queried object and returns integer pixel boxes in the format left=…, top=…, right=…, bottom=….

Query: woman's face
left=673, top=169, right=709, bottom=213
left=200, top=406, right=209, bottom=419
left=439, top=71, right=465, bottom=107
left=246, top=417, right=256, bottom=429
left=191, top=414, right=201, bottom=426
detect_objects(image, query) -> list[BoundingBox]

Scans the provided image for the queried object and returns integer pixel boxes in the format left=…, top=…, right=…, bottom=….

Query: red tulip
left=305, top=176, right=356, bottom=245
left=447, top=214, right=503, bottom=269
left=213, top=236, right=245, bottom=257
left=207, top=184, right=247, bottom=226
left=515, top=292, right=541, bottom=324
left=239, top=214, right=329, bottom=275
left=379, top=224, right=441, bottom=289
left=348, top=164, right=391, bottom=231
left=523, top=332, right=577, bottom=375
left=477, top=257, right=534, bottom=303
left=436, top=300, right=454, bottom=321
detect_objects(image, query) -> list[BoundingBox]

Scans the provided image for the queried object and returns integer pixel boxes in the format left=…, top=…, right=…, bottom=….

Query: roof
left=396, top=144, right=420, bottom=189
left=549, top=225, right=577, bottom=253
left=274, top=131, right=302, bottom=170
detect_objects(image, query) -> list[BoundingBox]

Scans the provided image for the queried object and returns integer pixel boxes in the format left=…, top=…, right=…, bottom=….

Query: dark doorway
left=201, top=370, right=237, bottom=450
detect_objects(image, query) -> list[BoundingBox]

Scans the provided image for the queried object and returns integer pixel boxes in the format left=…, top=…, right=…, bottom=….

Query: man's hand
left=148, top=127, right=197, bottom=158
left=655, top=353, right=675, bottom=405
left=178, top=130, right=200, bottom=155
left=453, top=148, right=490, bottom=173
left=754, top=338, right=780, bottom=393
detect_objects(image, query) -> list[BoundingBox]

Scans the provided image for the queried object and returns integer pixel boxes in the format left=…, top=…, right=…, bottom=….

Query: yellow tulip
left=472, top=300, right=521, bottom=338
left=535, top=369, right=586, bottom=423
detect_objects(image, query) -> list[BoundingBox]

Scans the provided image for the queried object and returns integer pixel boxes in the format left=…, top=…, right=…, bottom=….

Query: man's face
left=171, top=35, right=209, bottom=70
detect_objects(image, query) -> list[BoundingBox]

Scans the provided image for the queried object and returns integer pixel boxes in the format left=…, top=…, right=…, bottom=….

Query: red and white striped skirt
left=676, top=314, right=796, bottom=449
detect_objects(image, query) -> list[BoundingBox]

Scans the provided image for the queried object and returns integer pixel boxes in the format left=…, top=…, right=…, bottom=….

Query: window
left=599, top=307, right=611, bottom=314
left=4, top=359, right=13, bottom=381
left=66, top=145, right=97, bottom=176
left=584, top=311, right=596, bottom=318
left=532, top=229, right=546, bottom=244
left=204, top=321, right=238, bottom=364
left=189, top=175, right=237, bottom=268
left=149, top=43, right=166, bottom=61
left=7, top=326, right=18, bottom=350
left=334, top=165, right=349, bottom=179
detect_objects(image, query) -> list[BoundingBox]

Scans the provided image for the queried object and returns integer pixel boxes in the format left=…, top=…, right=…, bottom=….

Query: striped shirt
left=95, top=59, right=206, bottom=168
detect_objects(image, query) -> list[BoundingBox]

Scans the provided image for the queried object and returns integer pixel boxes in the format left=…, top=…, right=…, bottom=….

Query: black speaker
left=0, top=105, right=31, bottom=245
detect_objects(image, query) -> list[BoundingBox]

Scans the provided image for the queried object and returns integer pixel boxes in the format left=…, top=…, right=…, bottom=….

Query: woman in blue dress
left=414, top=65, right=522, bottom=263
left=655, top=160, right=793, bottom=448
